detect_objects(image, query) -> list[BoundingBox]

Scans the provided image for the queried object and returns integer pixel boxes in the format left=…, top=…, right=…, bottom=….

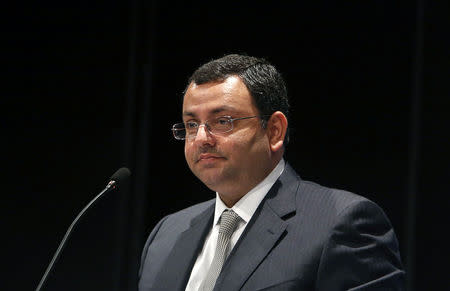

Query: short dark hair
left=187, top=54, right=290, bottom=143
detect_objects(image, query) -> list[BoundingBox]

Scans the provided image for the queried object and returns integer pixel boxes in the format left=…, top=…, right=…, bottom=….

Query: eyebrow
left=183, top=105, right=237, bottom=117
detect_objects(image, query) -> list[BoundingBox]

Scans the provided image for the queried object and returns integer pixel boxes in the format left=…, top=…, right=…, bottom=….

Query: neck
left=218, top=193, right=242, bottom=208
left=217, top=158, right=282, bottom=207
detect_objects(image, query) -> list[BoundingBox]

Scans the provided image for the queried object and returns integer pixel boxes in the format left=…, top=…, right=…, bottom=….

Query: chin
left=196, top=171, right=225, bottom=191
left=198, top=175, right=222, bottom=190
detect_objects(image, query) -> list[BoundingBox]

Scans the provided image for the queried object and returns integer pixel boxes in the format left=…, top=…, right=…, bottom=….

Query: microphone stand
left=35, top=180, right=117, bottom=291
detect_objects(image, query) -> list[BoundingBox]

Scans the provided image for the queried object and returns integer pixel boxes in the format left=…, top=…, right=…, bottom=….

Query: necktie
left=200, top=209, right=240, bottom=291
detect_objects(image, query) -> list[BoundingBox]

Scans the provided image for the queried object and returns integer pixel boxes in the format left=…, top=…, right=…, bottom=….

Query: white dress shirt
left=185, top=159, right=285, bottom=291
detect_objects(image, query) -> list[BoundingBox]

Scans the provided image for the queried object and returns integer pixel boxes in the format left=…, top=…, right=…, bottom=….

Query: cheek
left=184, top=143, right=193, bottom=162
left=229, top=130, right=264, bottom=150
left=232, top=132, right=270, bottom=161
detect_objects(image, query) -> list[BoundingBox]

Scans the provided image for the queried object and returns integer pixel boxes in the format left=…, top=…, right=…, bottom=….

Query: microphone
left=35, top=167, right=131, bottom=291
left=107, top=167, right=132, bottom=190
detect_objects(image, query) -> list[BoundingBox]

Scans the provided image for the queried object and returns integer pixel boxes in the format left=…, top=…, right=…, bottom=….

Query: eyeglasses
left=171, top=115, right=267, bottom=140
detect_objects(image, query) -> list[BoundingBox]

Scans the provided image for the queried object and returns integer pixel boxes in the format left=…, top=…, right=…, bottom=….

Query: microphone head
left=109, top=167, right=131, bottom=187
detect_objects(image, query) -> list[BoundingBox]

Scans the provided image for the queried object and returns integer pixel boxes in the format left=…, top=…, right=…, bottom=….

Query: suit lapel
left=152, top=203, right=215, bottom=290
left=214, top=164, right=300, bottom=290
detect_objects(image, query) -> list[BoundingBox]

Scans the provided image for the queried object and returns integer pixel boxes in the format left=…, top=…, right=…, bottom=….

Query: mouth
left=197, top=153, right=225, bottom=163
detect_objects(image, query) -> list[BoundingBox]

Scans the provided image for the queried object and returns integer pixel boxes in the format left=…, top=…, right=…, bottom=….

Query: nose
left=193, top=124, right=215, bottom=145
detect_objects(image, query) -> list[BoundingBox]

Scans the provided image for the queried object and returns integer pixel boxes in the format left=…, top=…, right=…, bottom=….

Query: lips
left=197, top=153, right=224, bottom=162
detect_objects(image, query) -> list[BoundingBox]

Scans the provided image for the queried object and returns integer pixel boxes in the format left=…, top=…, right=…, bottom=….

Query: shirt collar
left=213, top=159, right=286, bottom=225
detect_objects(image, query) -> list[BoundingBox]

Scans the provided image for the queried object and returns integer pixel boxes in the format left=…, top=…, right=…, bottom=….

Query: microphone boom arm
left=35, top=169, right=128, bottom=291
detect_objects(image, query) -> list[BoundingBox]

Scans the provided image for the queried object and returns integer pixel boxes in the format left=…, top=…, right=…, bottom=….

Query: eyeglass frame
left=171, top=115, right=270, bottom=140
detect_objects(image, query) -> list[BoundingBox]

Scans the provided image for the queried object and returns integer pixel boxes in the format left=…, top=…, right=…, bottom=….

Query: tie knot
left=219, top=210, right=240, bottom=236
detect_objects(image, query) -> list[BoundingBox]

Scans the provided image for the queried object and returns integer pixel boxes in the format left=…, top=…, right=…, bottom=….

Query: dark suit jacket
left=138, top=163, right=405, bottom=290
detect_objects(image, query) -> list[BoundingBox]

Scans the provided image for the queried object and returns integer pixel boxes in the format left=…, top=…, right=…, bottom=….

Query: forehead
left=182, top=76, right=257, bottom=117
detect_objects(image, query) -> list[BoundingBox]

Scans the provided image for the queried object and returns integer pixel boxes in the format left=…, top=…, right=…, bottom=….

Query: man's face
left=183, top=76, right=273, bottom=201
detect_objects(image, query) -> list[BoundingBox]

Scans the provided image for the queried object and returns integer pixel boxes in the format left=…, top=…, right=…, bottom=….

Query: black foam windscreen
left=109, top=167, right=131, bottom=186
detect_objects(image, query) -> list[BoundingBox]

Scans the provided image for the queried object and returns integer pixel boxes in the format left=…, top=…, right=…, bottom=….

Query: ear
left=266, top=111, right=288, bottom=153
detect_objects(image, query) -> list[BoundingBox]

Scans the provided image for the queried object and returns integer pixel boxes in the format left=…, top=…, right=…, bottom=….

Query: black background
left=3, top=1, right=449, bottom=290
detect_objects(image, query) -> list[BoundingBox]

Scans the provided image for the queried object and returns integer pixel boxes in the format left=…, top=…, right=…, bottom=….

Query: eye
left=185, top=121, right=198, bottom=129
left=216, top=117, right=231, bottom=125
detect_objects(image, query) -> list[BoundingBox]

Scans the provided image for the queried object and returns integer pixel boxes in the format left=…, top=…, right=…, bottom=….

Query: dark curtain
left=3, top=1, right=449, bottom=290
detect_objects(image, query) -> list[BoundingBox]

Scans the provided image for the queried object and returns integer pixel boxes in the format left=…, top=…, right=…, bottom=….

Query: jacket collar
left=214, top=162, right=299, bottom=290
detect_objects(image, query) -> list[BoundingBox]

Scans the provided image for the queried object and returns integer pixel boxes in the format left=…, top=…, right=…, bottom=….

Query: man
left=138, top=54, right=405, bottom=290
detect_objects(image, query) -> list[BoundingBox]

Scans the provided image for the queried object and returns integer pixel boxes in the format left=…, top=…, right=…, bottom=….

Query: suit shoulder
left=297, top=179, right=378, bottom=216
left=171, top=198, right=215, bottom=217
left=158, top=199, right=215, bottom=229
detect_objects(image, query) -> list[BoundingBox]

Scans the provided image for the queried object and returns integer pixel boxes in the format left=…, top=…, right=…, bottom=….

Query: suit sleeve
left=138, top=215, right=169, bottom=280
left=315, top=200, right=406, bottom=290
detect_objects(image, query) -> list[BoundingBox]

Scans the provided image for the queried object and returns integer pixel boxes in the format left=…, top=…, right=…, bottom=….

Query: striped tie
left=200, top=210, right=240, bottom=291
